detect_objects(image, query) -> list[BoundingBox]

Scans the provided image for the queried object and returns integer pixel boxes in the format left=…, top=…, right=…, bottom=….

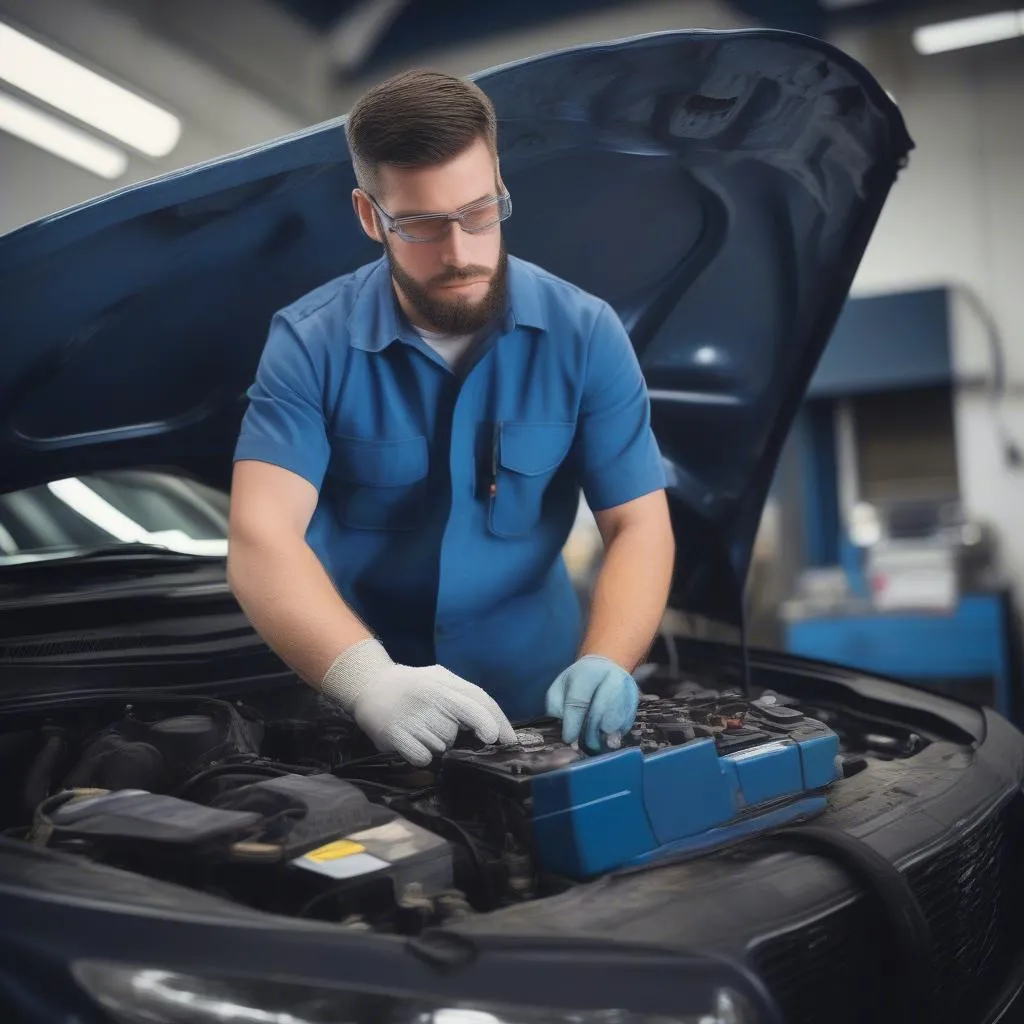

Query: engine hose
left=21, top=729, right=67, bottom=821
left=764, top=824, right=936, bottom=1024
left=177, top=761, right=289, bottom=799
left=30, top=788, right=109, bottom=847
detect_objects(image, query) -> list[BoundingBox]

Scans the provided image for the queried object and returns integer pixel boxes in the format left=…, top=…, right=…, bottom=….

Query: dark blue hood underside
left=0, top=29, right=912, bottom=626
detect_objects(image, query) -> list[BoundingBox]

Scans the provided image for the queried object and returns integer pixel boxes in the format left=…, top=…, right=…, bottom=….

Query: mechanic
left=226, top=69, right=675, bottom=768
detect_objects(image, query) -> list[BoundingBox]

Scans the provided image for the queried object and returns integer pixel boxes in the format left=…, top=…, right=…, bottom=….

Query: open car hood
left=0, top=29, right=912, bottom=626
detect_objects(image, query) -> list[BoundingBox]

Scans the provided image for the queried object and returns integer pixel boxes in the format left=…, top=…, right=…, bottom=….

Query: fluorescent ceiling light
left=0, top=91, right=127, bottom=179
left=913, top=10, right=1024, bottom=55
left=0, top=21, right=180, bottom=157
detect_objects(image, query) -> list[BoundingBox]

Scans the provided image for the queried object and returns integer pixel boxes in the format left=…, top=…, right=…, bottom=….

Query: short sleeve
left=577, top=302, right=667, bottom=512
left=233, top=313, right=331, bottom=490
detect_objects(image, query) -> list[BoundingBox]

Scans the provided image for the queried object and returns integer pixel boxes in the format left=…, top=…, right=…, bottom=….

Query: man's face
left=356, top=137, right=507, bottom=334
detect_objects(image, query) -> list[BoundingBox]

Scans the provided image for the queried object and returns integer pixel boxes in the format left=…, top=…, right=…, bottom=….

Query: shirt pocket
left=488, top=421, right=577, bottom=538
left=327, top=434, right=428, bottom=531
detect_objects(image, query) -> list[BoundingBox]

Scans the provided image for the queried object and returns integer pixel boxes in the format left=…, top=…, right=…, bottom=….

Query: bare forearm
left=580, top=522, right=674, bottom=672
left=227, top=534, right=372, bottom=688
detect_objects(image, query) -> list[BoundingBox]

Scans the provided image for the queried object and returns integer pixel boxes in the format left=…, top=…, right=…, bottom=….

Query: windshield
left=0, top=471, right=609, bottom=588
left=0, top=471, right=229, bottom=566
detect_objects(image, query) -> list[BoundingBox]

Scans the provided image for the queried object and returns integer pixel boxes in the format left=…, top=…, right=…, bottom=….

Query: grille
left=0, top=634, right=169, bottom=660
left=906, top=803, right=1024, bottom=1021
left=752, top=796, right=1024, bottom=1024
left=752, top=898, right=890, bottom=1024
left=0, top=623, right=247, bottom=661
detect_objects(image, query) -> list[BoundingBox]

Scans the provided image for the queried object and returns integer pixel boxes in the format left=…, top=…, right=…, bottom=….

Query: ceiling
left=276, top=0, right=640, bottom=36
left=0, top=0, right=1011, bottom=233
left=728, top=0, right=1018, bottom=36
left=273, top=0, right=646, bottom=76
left=268, top=0, right=983, bottom=76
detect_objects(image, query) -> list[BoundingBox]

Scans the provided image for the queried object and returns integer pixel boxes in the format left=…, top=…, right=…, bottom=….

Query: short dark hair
left=345, top=69, right=498, bottom=196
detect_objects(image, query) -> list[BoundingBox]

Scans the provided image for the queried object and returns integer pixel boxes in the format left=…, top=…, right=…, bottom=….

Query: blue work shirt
left=234, top=255, right=666, bottom=720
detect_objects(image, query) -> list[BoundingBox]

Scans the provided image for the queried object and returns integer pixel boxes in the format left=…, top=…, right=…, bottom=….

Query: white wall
left=833, top=19, right=1024, bottom=602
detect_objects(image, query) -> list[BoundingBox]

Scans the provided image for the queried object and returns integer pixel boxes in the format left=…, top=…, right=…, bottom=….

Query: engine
left=0, top=678, right=925, bottom=933
left=1, top=693, right=550, bottom=931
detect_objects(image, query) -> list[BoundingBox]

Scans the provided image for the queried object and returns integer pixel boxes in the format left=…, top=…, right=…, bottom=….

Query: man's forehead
left=376, top=141, right=498, bottom=216
left=384, top=189, right=497, bottom=218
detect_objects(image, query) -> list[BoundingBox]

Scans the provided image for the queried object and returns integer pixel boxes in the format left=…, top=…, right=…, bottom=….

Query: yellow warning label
left=304, top=840, right=365, bottom=863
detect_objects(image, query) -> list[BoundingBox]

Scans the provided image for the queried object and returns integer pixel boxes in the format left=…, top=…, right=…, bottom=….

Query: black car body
left=1, top=27, right=1023, bottom=1024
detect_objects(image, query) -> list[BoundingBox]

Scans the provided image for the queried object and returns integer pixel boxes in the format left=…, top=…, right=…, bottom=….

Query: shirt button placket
left=433, top=372, right=465, bottom=659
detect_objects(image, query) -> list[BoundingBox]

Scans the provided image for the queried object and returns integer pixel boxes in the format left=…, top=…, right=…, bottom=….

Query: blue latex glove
left=545, top=655, right=640, bottom=752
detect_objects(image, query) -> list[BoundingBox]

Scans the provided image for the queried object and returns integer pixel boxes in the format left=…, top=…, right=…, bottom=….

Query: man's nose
left=438, top=222, right=471, bottom=266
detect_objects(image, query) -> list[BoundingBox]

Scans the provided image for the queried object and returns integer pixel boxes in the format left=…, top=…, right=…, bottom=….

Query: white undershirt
left=413, top=325, right=479, bottom=370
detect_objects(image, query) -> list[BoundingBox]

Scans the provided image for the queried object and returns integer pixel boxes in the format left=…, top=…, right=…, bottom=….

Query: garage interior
left=6, top=0, right=1020, bottom=723
left=1, top=2, right=1024, bottom=1020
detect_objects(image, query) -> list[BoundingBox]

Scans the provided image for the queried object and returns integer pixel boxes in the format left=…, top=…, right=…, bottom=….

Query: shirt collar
left=504, top=255, right=546, bottom=332
left=346, top=258, right=409, bottom=352
left=347, top=253, right=546, bottom=352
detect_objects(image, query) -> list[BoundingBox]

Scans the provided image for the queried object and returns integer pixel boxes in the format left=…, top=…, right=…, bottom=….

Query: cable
left=249, top=807, right=304, bottom=843
left=738, top=603, right=752, bottom=699
left=176, top=761, right=289, bottom=799
left=340, top=777, right=433, bottom=801
left=399, top=806, right=495, bottom=908
left=954, top=284, right=1023, bottom=469
left=298, top=886, right=352, bottom=920
left=758, top=825, right=935, bottom=1023
left=21, top=727, right=67, bottom=820
left=176, top=752, right=336, bottom=799
left=332, top=751, right=403, bottom=773
left=606, top=817, right=934, bottom=1023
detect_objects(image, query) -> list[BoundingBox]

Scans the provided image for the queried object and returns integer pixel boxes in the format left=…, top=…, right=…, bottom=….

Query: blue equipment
left=441, top=689, right=840, bottom=880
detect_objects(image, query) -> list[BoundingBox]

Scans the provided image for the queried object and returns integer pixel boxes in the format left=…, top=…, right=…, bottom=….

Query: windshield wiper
left=0, top=543, right=225, bottom=568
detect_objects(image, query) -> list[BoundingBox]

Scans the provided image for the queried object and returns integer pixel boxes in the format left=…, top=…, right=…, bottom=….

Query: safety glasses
left=367, top=190, right=511, bottom=243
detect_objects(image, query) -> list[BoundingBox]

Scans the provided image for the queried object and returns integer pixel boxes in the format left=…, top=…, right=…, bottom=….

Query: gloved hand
left=545, top=655, right=640, bottom=752
left=322, top=638, right=517, bottom=767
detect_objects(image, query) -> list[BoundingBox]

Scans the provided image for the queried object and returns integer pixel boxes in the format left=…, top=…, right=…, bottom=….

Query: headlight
left=72, top=960, right=758, bottom=1024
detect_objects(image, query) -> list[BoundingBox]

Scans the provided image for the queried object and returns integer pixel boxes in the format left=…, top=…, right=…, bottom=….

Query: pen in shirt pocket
left=489, top=423, right=500, bottom=498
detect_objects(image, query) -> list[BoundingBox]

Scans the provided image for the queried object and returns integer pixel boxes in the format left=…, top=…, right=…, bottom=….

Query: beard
left=384, top=235, right=508, bottom=335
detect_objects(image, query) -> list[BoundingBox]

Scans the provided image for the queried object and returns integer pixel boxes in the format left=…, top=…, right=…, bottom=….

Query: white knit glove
left=322, top=638, right=517, bottom=766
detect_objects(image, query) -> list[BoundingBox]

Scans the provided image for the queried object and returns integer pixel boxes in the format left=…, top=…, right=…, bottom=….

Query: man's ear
left=352, top=189, right=383, bottom=243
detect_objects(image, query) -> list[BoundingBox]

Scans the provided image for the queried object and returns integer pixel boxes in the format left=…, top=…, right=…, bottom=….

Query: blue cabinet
left=785, top=593, right=1014, bottom=719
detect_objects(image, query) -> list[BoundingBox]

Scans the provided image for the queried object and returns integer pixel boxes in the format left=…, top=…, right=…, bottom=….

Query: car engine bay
left=0, top=671, right=932, bottom=934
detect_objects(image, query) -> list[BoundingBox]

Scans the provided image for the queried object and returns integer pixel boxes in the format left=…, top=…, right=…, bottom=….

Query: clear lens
left=396, top=215, right=454, bottom=242
left=73, top=960, right=756, bottom=1024
left=458, top=198, right=505, bottom=233
left=395, top=196, right=509, bottom=242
